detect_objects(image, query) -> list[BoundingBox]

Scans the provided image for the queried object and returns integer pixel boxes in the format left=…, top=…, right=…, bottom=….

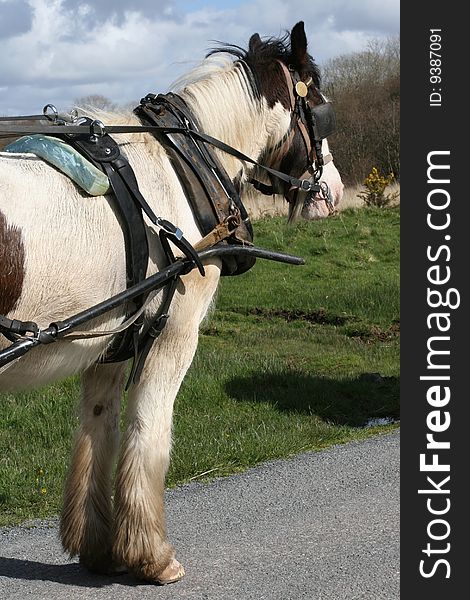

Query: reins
left=0, top=59, right=334, bottom=199
left=0, top=112, right=322, bottom=197
left=0, top=245, right=304, bottom=375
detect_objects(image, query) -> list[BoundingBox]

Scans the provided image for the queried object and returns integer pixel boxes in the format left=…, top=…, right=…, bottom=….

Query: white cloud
left=0, top=0, right=399, bottom=115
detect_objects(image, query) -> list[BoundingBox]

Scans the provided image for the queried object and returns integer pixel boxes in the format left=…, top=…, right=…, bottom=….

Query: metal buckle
left=43, top=104, right=59, bottom=123
left=89, top=119, right=106, bottom=142
left=41, top=104, right=80, bottom=126
left=69, top=108, right=79, bottom=123
left=141, top=93, right=157, bottom=104
left=319, top=181, right=336, bottom=214
left=300, top=179, right=321, bottom=193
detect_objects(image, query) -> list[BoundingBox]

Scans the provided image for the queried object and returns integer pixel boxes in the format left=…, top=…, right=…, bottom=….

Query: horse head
left=188, top=21, right=344, bottom=221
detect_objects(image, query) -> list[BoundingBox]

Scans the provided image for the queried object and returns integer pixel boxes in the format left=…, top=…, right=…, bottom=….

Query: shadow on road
left=0, top=556, right=151, bottom=588
left=225, top=371, right=399, bottom=426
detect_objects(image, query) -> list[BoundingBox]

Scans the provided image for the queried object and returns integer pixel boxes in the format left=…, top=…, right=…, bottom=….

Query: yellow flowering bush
left=35, top=467, right=47, bottom=496
left=358, top=167, right=399, bottom=208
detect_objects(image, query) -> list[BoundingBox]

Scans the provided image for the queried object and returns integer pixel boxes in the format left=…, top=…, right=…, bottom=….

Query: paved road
left=0, top=431, right=399, bottom=599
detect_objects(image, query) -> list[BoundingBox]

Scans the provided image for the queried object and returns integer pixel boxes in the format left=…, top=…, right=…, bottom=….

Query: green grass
left=0, top=207, right=400, bottom=526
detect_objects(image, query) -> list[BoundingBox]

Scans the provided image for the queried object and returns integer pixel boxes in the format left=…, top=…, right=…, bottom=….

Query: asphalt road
left=0, top=431, right=399, bottom=600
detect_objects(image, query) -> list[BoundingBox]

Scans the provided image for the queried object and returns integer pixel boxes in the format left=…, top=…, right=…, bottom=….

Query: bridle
left=254, top=60, right=337, bottom=216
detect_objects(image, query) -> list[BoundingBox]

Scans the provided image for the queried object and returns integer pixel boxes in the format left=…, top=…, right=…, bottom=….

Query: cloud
left=0, top=0, right=399, bottom=115
left=331, top=0, right=400, bottom=35
left=0, top=0, right=33, bottom=40
left=60, top=0, right=178, bottom=27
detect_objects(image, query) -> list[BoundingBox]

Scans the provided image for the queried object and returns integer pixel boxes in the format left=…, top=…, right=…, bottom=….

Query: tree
left=73, top=94, right=118, bottom=112
left=322, top=37, right=400, bottom=186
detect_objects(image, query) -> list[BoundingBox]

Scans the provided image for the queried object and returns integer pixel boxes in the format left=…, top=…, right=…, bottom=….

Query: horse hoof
left=156, top=558, right=185, bottom=585
left=134, top=556, right=185, bottom=585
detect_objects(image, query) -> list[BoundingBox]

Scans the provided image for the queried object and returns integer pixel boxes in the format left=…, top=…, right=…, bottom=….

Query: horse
left=0, top=22, right=343, bottom=584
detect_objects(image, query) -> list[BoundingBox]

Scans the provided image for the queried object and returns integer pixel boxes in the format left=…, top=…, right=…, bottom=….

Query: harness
left=0, top=61, right=337, bottom=382
left=135, top=92, right=256, bottom=277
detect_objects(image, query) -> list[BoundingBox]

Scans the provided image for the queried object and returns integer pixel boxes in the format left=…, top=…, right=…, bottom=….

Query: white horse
left=0, top=22, right=342, bottom=584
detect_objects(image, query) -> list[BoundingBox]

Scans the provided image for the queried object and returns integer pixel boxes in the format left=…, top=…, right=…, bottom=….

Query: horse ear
left=249, top=33, right=262, bottom=52
left=290, top=21, right=308, bottom=68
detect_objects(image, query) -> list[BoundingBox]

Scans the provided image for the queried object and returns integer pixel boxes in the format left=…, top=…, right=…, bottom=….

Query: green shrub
left=358, top=167, right=399, bottom=207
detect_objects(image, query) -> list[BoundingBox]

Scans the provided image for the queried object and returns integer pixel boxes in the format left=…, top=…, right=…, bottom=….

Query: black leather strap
left=186, top=128, right=320, bottom=193
left=126, top=274, right=179, bottom=388
left=135, top=94, right=256, bottom=276
left=0, top=315, right=39, bottom=342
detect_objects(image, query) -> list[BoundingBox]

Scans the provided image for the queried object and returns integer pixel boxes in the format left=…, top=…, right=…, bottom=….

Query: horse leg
left=112, top=265, right=220, bottom=584
left=60, top=361, right=126, bottom=573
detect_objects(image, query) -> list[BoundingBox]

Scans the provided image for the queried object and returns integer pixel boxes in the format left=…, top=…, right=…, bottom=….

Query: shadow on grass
left=225, top=371, right=399, bottom=427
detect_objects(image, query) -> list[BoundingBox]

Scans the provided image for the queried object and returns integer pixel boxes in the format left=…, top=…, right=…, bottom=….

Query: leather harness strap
left=55, top=119, right=206, bottom=365
left=135, top=93, right=256, bottom=277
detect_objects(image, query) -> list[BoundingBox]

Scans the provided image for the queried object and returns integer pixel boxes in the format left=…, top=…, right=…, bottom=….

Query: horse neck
left=179, top=65, right=290, bottom=180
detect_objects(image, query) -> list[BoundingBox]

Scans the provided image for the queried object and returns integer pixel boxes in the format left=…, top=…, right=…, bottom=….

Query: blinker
left=310, top=101, right=337, bottom=141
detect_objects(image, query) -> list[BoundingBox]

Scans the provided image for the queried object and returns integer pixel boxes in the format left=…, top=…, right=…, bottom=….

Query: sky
left=0, top=0, right=399, bottom=116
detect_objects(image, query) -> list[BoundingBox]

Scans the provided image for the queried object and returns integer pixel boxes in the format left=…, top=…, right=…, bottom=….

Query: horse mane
left=207, top=31, right=322, bottom=92
left=170, top=53, right=240, bottom=95
left=172, top=28, right=321, bottom=105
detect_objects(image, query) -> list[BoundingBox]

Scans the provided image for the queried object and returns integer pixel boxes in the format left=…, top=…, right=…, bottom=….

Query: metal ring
left=90, top=119, right=106, bottom=137
left=43, top=104, right=58, bottom=122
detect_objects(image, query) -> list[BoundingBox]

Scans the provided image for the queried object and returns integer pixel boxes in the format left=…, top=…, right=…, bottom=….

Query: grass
left=0, top=206, right=400, bottom=526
